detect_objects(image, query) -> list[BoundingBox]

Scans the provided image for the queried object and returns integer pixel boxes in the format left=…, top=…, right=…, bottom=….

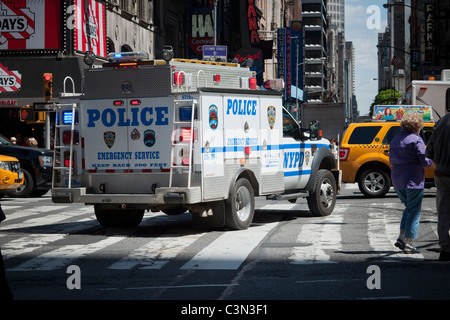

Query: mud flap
left=192, top=200, right=225, bottom=229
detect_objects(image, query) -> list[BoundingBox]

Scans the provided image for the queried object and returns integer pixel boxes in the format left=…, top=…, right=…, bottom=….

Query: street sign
left=202, top=45, right=227, bottom=62
left=34, top=102, right=56, bottom=111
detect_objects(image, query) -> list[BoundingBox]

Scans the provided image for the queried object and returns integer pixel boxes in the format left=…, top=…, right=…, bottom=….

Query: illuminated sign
left=0, top=0, right=62, bottom=51
left=0, top=63, right=21, bottom=92
left=247, top=0, right=260, bottom=44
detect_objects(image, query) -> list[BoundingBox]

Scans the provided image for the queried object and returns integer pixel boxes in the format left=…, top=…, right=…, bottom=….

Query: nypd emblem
left=103, top=131, right=115, bottom=149
left=131, top=128, right=140, bottom=141
left=209, top=105, right=218, bottom=130
left=143, top=129, right=156, bottom=147
left=267, top=106, right=276, bottom=130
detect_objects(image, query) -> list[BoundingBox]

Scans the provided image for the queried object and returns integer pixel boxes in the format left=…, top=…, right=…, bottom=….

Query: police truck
left=51, top=49, right=340, bottom=230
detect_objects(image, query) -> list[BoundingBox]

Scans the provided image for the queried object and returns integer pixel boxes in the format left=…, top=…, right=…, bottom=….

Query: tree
left=369, top=88, right=401, bottom=117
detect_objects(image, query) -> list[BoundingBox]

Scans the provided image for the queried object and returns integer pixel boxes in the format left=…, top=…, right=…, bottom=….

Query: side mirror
left=309, top=120, right=322, bottom=140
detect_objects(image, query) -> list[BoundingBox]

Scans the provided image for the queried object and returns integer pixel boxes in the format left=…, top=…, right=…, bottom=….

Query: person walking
left=0, top=204, right=13, bottom=299
left=389, top=112, right=433, bottom=254
left=425, top=113, right=450, bottom=261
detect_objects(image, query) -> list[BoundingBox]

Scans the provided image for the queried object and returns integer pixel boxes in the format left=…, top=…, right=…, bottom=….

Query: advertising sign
left=0, top=0, right=62, bottom=51
left=0, top=63, right=21, bottom=92
left=290, top=21, right=303, bottom=91
left=74, top=0, right=107, bottom=57
left=372, top=105, right=433, bottom=121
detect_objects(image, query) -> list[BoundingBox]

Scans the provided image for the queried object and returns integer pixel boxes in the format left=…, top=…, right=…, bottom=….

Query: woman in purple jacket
left=389, top=112, right=433, bottom=254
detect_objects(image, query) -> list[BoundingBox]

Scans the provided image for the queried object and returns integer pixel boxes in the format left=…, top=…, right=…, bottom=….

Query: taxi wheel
left=224, top=178, right=255, bottom=230
left=10, top=168, right=34, bottom=198
left=358, top=168, right=391, bottom=198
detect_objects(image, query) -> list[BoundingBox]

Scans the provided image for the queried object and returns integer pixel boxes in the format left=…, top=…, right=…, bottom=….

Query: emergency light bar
left=107, top=51, right=149, bottom=62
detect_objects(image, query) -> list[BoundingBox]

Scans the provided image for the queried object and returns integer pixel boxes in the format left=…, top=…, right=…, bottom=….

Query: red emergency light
left=174, top=72, right=184, bottom=85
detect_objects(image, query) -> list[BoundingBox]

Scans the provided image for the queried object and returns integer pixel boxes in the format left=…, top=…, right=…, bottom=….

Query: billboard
left=74, top=0, right=107, bottom=57
left=0, top=0, right=62, bottom=51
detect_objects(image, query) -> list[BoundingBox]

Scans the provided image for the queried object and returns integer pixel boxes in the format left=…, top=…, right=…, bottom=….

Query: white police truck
left=51, top=50, right=340, bottom=229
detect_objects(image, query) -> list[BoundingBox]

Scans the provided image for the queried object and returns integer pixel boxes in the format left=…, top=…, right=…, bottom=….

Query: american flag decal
left=0, top=1, right=35, bottom=45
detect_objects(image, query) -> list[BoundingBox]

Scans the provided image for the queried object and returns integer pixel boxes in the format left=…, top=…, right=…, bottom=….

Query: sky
left=345, top=0, right=388, bottom=116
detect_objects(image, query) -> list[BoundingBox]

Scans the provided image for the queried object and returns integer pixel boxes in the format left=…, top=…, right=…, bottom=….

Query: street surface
left=1, top=183, right=449, bottom=306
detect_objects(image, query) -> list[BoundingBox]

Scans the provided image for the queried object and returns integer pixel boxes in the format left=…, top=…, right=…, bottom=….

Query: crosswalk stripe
left=1, top=200, right=436, bottom=272
left=289, top=205, right=347, bottom=265
left=108, top=232, right=206, bottom=270
left=181, top=222, right=279, bottom=270
left=7, top=237, right=125, bottom=271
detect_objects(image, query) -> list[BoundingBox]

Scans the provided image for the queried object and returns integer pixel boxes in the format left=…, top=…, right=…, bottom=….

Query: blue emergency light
left=61, top=110, right=78, bottom=125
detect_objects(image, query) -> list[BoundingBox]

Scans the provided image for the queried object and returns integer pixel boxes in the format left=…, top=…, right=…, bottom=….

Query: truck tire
left=224, top=178, right=255, bottom=230
left=358, top=168, right=391, bottom=198
left=94, top=205, right=144, bottom=228
left=162, top=206, right=187, bottom=215
left=307, top=169, right=336, bottom=217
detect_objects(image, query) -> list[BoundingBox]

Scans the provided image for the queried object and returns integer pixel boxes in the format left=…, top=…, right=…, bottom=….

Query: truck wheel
left=94, top=205, right=144, bottom=228
left=307, top=169, right=336, bottom=217
left=358, top=168, right=391, bottom=198
left=162, top=206, right=187, bottom=215
left=224, top=178, right=255, bottom=230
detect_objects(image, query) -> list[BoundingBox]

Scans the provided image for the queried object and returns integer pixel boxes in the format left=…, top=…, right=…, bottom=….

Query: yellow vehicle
left=0, top=154, right=24, bottom=198
left=339, top=120, right=435, bottom=197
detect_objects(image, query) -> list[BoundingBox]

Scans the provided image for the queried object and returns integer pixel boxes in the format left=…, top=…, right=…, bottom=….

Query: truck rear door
left=81, top=97, right=173, bottom=173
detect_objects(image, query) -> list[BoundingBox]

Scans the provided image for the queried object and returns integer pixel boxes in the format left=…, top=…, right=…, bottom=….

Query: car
left=339, top=120, right=435, bottom=197
left=0, top=154, right=24, bottom=198
left=0, top=133, right=53, bottom=197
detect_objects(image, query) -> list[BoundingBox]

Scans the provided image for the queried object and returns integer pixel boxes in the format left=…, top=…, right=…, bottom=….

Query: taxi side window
left=348, top=126, right=382, bottom=144
left=382, top=126, right=401, bottom=144
left=422, top=126, right=434, bottom=145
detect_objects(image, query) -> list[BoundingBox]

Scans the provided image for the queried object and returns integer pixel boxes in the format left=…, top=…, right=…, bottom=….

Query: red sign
left=0, top=63, right=21, bottom=92
left=74, top=0, right=107, bottom=57
left=0, top=0, right=61, bottom=50
left=247, top=0, right=260, bottom=44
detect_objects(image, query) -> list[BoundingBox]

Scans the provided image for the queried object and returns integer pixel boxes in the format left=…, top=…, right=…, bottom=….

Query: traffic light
left=20, top=107, right=35, bottom=122
left=43, top=73, right=53, bottom=102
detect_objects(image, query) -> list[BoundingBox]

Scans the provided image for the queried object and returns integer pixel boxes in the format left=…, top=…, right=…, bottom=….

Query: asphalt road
left=1, top=183, right=449, bottom=310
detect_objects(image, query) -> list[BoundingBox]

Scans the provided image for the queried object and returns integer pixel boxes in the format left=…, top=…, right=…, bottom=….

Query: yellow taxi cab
left=0, top=154, right=24, bottom=198
left=339, top=106, right=435, bottom=197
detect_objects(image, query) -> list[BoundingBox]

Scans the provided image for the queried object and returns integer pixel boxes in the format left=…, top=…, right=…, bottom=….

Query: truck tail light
left=180, top=128, right=193, bottom=142
left=62, top=130, right=79, bottom=145
left=63, top=151, right=74, bottom=167
left=339, top=148, right=349, bottom=161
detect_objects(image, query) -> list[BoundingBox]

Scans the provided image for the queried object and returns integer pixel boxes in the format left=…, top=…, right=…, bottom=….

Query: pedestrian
left=26, top=137, right=38, bottom=148
left=425, top=113, right=450, bottom=261
left=0, top=204, right=13, bottom=299
left=10, top=137, right=17, bottom=144
left=389, top=112, right=433, bottom=254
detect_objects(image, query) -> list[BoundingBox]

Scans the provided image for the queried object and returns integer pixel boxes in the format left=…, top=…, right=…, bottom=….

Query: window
left=422, top=126, right=434, bottom=145
left=382, top=126, right=400, bottom=144
left=283, top=111, right=300, bottom=138
left=348, top=126, right=382, bottom=144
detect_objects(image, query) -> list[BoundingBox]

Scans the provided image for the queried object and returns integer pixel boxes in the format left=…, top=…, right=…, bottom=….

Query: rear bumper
left=51, top=187, right=202, bottom=206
